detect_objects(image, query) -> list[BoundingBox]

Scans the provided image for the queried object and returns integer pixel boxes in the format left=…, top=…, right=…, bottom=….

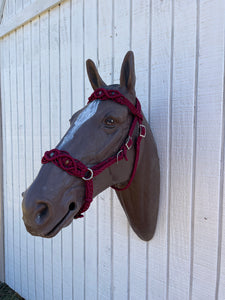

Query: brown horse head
left=22, top=51, right=160, bottom=241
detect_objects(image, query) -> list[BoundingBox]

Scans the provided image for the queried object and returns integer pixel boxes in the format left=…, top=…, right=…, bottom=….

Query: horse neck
left=115, top=116, right=160, bottom=241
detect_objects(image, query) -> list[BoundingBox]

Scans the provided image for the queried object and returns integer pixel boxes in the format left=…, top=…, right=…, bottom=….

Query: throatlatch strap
left=41, top=88, right=146, bottom=218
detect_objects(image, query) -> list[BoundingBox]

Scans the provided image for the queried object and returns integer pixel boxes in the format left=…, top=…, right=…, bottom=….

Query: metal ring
left=82, top=168, right=94, bottom=181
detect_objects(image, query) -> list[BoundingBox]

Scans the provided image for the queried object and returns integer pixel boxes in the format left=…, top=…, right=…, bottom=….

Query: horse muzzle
left=22, top=184, right=83, bottom=238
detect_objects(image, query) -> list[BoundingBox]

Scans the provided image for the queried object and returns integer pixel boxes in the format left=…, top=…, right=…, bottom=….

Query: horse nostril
left=69, top=202, right=76, bottom=211
left=35, top=203, right=49, bottom=225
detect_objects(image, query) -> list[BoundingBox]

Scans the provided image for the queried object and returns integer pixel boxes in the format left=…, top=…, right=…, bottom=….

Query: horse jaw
left=115, top=115, right=160, bottom=241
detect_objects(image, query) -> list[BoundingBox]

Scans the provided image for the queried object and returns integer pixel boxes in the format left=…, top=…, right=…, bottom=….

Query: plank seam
left=9, top=32, right=15, bottom=290
left=5, top=36, right=9, bottom=285
left=15, top=28, right=22, bottom=295
left=166, top=0, right=174, bottom=298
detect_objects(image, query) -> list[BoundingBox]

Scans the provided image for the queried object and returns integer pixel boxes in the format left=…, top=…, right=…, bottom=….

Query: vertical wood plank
left=217, top=64, right=225, bottom=299
left=192, top=1, right=225, bottom=299
left=8, top=32, right=17, bottom=291
left=218, top=39, right=225, bottom=294
left=97, top=189, right=112, bottom=300
left=131, top=0, right=150, bottom=114
left=7, top=0, right=15, bottom=18
left=112, top=193, right=129, bottom=300
left=148, top=0, right=172, bottom=298
left=0, top=37, right=5, bottom=284
left=0, top=38, right=7, bottom=285
left=71, top=0, right=85, bottom=298
left=49, top=5, right=62, bottom=300
left=16, top=26, right=29, bottom=300
left=97, top=1, right=113, bottom=299
left=10, top=30, right=22, bottom=294
left=23, top=0, right=31, bottom=9
left=4, top=34, right=14, bottom=290
left=23, top=21, right=36, bottom=300
left=16, top=0, right=23, bottom=13
left=113, top=0, right=130, bottom=82
left=112, top=1, right=130, bottom=299
left=59, top=1, right=73, bottom=299
left=14, top=27, right=23, bottom=297
left=0, top=37, right=7, bottom=285
left=31, top=16, right=44, bottom=300
left=84, top=0, right=98, bottom=299
left=1, top=37, right=7, bottom=287
left=168, top=2, right=197, bottom=299
left=218, top=156, right=225, bottom=299
left=40, top=11, right=53, bottom=300
left=130, top=1, right=151, bottom=299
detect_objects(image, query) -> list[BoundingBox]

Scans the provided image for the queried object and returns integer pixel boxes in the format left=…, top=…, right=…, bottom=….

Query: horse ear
left=120, top=51, right=136, bottom=94
left=86, top=59, right=107, bottom=90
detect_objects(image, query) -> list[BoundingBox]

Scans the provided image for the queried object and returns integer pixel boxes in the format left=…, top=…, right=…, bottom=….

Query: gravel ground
left=0, top=282, right=24, bottom=300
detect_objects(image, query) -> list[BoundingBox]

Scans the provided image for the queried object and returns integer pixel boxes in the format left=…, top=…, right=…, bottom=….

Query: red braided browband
left=88, top=88, right=143, bottom=121
left=42, top=88, right=146, bottom=218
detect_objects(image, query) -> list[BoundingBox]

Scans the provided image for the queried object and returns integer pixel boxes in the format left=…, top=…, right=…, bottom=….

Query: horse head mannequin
left=22, top=51, right=160, bottom=241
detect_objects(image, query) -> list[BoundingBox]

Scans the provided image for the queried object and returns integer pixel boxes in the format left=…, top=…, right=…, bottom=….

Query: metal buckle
left=125, top=136, right=133, bottom=150
left=139, top=124, right=146, bottom=138
left=82, top=168, right=93, bottom=181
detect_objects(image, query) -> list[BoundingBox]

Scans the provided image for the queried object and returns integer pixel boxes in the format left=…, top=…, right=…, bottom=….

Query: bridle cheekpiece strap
left=41, top=88, right=146, bottom=219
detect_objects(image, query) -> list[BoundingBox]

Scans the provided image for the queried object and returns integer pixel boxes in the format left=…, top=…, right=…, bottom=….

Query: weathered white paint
left=0, top=0, right=225, bottom=299
left=58, top=100, right=100, bottom=149
left=0, top=0, right=67, bottom=37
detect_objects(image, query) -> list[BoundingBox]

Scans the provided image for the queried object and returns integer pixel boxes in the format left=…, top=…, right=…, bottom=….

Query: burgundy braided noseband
left=41, top=88, right=146, bottom=218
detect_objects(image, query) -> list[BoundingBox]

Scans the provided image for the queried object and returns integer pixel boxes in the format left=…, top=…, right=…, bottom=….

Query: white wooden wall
left=1, top=0, right=225, bottom=299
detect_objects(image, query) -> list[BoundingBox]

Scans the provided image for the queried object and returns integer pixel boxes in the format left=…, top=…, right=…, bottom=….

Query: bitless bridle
left=41, top=88, right=146, bottom=218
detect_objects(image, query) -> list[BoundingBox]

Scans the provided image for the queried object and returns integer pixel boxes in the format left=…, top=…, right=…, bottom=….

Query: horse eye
left=104, top=117, right=115, bottom=127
